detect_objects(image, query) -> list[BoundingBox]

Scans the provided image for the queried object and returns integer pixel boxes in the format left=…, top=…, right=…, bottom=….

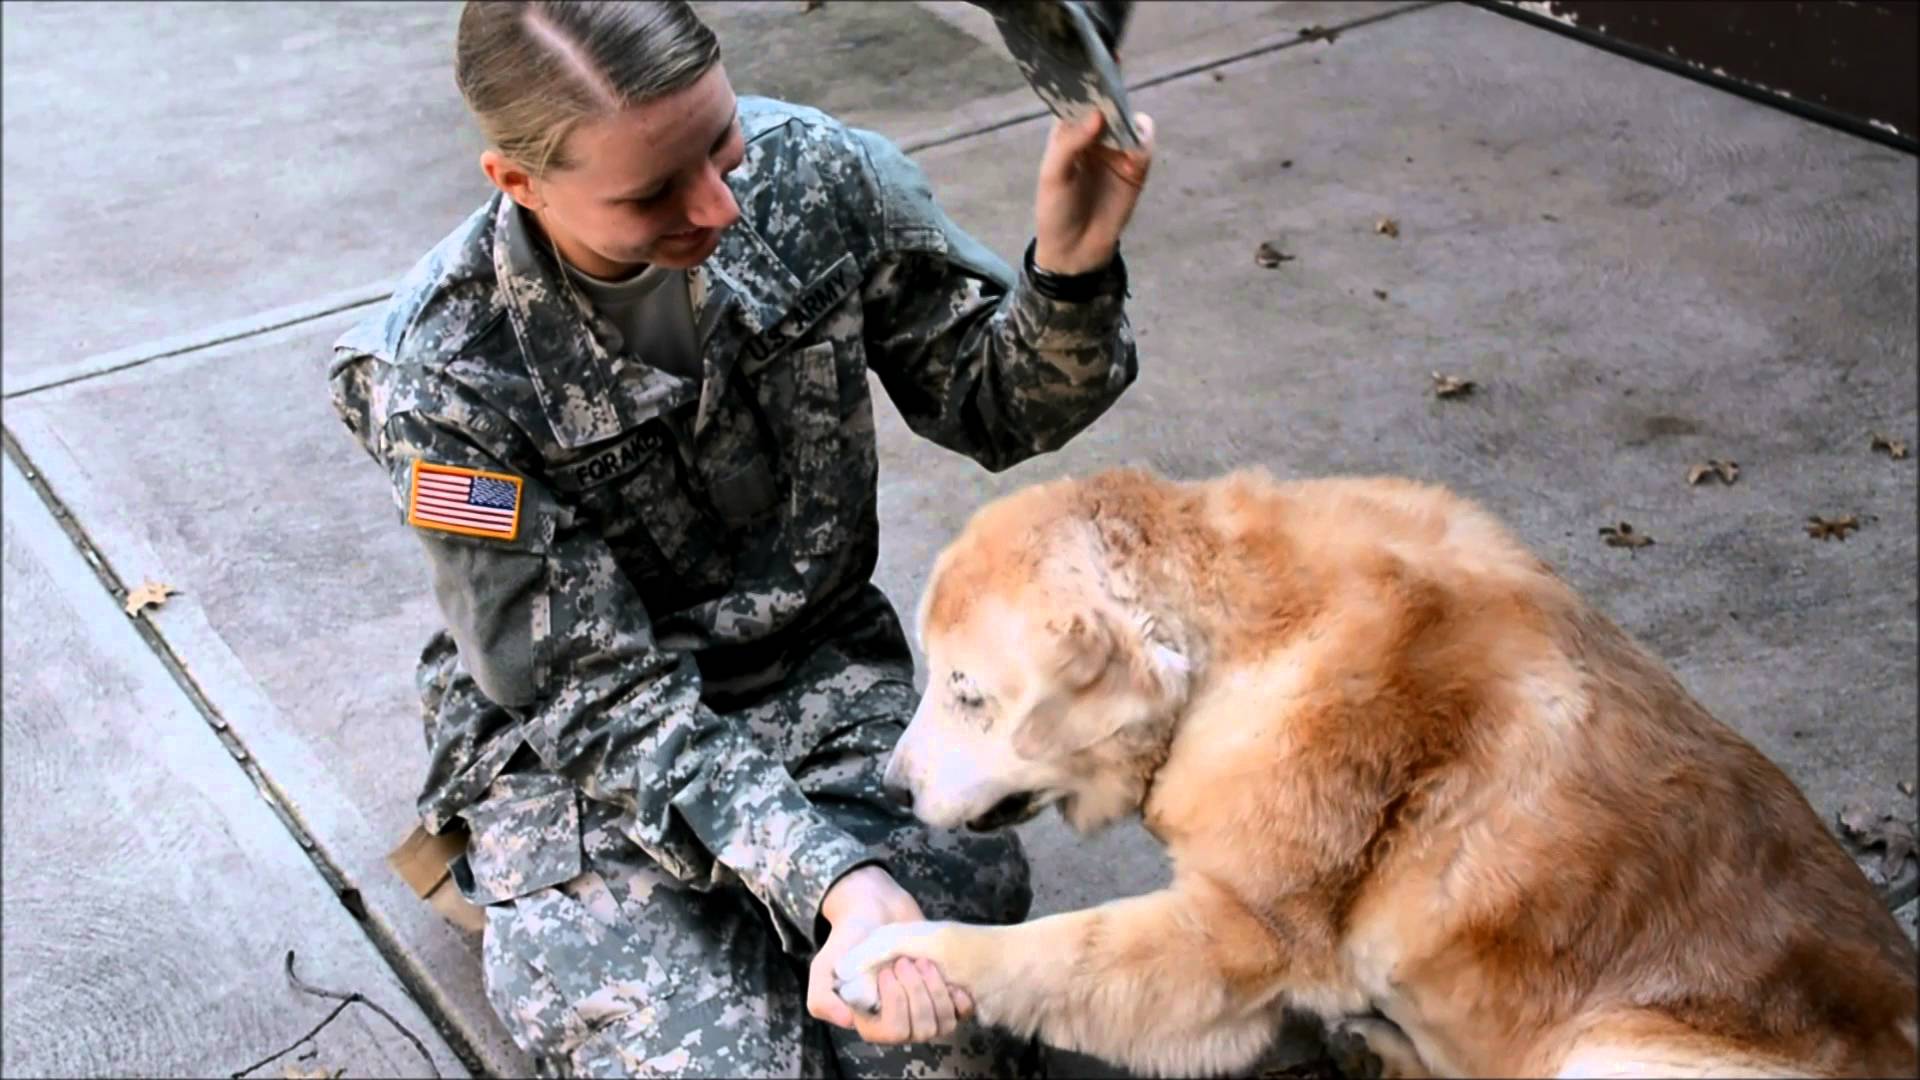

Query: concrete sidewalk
left=1, top=454, right=467, bottom=1078
left=3, top=2, right=1914, bottom=1077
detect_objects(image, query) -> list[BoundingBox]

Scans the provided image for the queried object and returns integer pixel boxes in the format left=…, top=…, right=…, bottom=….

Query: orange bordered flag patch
left=408, top=461, right=524, bottom=541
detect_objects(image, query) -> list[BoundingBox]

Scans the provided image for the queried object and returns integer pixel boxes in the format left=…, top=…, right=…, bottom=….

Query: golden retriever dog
left=834, top=467, right=1918, bottom=1078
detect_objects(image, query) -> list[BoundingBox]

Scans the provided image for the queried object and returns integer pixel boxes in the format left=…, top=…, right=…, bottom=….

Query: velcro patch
left=550, top=420, right=671, bottom=493
left=408, top=460, right=524, bottom=541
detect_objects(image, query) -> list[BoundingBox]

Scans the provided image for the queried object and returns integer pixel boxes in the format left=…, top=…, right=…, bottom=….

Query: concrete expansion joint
left=0, top=1, right=1442, bottom=404
left=901, top=0, right=1442, bottom=154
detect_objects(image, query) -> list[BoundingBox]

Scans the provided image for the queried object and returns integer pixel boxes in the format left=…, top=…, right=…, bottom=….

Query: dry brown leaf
left=1900, top=780, right=1915, bottom=798
left=1598, top=522, right=1654, bottom=549
left=1373, top=288, right=1389, bottom=301
left=1835, top=804, right=1917, bottom=876
left=1210, top=70, right=1225, bottom=82
left=1806, top=514, right=1860, bottom=541
left=123, top=579, right=179, bottom=617
left=1686, top=459, right=1740, bottom=486
left=1838, top=803, right=1879, bottom=837
left=1870, top=432, right=1909, bottom=460
left=1254, top=241, right=1295, bottom=268
left=1374, top=217, right=1400, bottom=238
left=281, top=1066, right=344, bottom=1080
left=1430, top=372, right=1476, bottom=399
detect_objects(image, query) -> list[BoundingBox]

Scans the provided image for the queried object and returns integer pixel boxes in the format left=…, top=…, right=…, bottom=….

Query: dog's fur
left=835, top=468, right=1918, bottom=1078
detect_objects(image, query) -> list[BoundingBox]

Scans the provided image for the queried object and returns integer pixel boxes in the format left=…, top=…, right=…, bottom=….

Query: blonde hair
left=455, top=0, right=720, bottom=178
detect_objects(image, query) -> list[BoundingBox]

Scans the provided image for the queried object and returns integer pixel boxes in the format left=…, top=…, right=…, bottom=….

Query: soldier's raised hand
left=1032, top=109, right=1156, bottom=276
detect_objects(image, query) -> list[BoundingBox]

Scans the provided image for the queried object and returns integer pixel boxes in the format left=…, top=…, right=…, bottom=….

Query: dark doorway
left=1479, top=1, right=1918, bottom=152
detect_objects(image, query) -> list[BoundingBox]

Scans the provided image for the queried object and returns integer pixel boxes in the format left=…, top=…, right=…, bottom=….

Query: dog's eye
left=948, top=671, right=986, bottom=711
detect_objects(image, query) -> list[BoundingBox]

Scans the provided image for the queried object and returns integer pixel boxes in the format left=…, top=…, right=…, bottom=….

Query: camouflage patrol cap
left=974, top=0, right=1142, bottom=151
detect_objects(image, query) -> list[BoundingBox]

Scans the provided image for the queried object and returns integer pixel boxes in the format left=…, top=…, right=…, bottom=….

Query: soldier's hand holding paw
left=808, top=865, right=975, bottom=1044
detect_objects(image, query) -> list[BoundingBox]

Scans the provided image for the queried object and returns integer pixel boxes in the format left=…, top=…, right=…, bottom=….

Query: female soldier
left=328, top=1, right=1153, bottom=1074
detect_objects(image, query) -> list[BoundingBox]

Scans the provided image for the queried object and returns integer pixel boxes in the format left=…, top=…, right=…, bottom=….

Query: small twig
left=229, top=951, right=441, bottom=1079
left=284, top=951, right=440, bottom=1078
left=228, top=996, right=354, bottom=1078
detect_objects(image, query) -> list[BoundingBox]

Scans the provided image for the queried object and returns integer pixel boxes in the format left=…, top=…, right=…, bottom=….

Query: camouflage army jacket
left=328, top=97, right=1137, bottom=949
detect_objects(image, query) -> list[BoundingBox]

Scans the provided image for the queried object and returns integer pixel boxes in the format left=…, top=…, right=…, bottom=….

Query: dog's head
left=884, top=475, right=1194, bottom=835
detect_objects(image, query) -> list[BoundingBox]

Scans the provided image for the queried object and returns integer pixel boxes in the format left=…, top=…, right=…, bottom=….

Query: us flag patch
left=407, top=461, right=523, bottom=541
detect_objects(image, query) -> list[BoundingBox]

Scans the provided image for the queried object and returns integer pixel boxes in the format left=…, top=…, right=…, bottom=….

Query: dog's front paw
left=1325, top=1025, right=1384, bottom=1080
left=834, top=968, right=882, bottom=1015
left=1328, top=1017, right=1428, bottom=1080
left=831, top=920, right=955, bottom=1015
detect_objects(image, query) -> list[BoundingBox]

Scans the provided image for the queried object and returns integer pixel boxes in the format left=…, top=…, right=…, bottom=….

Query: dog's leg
left=1328, top=1018, right=1431, bottom=1079
left=836, top=882, right=1308, bottom=1077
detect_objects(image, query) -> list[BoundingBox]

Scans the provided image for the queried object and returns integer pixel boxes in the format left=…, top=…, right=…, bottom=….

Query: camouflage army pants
left=470, top=636, right=1044, bottom=1078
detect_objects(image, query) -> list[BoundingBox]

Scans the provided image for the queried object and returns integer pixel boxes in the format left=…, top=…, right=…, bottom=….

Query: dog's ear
left=1050, top=611, right=1113, bottom=689
left=1012, top=689, right=1106, bottom=761
left=1079, top=501, right=1191, bottom=702
left=1013, top=610, right=1117, bottom=760
left=1123, top=609, right=1192, bottom=705
left=1013, top=607, right=1190, bottom=760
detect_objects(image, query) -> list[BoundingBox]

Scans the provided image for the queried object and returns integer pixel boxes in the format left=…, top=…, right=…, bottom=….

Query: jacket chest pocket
left=752, top=341, right=854, bottom=558
left=562, top=420, right=725, bottom=592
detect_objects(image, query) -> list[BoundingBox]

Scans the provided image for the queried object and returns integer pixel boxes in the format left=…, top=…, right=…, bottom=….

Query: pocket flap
left=454, top=776, right=584, bottom=905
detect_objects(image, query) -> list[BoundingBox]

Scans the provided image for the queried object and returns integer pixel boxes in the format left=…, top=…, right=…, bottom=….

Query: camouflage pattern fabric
left=476, top=631, right=1043, bottom=1076
left=328, top=95, right=1135, bottom=1075
left=973, top=1, right=1143, bottom=151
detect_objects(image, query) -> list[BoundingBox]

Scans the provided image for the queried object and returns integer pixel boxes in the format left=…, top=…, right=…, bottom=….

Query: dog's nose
left=882, top=778, right=914, bottom=810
